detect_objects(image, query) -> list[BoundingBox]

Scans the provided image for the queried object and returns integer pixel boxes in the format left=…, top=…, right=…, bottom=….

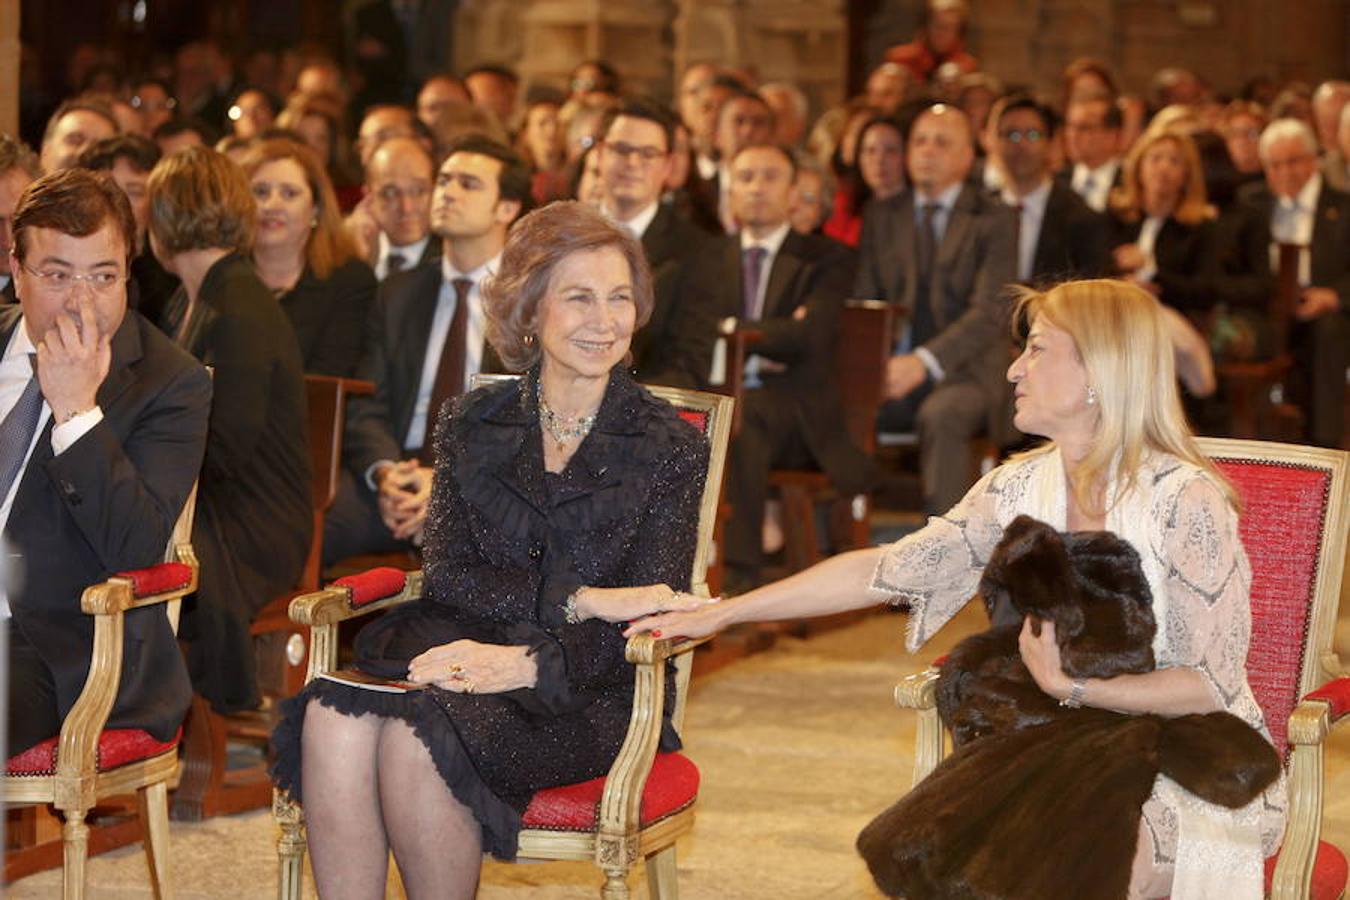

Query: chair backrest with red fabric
left=1202, top=439, right=1348, bottom=762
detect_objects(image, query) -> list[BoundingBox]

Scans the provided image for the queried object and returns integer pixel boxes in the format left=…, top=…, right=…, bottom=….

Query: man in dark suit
left=1059, top=97, right=1123, bottom=214
left=324, top=136, right=528, bottom=564
left=681, top=143, right=870, bottom=589
left=0, top=134, right=40, bottom=306
left=857, top=103, right=1017, bottom=515
left=4, top=168, right=210, bottom=755
left=989, top=95, right=1108, bottom=285
left=1223, top=118, right=1350, bottom=448
left=346, top=0, right=458, bottom=108
left=597, top=99, right=710, bottom=387
left=364, top=135, right=441, bottom=281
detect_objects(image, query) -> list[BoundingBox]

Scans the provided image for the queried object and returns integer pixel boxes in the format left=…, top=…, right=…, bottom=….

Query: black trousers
left=6, top=622, right=61, bottom=757
left=321, top=468, right=418, bottom=568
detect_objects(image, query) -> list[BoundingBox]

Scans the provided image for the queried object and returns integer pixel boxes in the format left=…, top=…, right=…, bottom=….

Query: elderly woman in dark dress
left=271, top=201, right=713, bottom=898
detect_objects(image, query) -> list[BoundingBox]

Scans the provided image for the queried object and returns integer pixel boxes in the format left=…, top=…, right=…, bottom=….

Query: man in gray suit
left=856, top=103, right=1017, bottom=514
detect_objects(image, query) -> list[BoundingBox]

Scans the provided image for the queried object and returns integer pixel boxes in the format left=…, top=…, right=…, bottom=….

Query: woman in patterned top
left=629, top=278, right=1284, bottom=899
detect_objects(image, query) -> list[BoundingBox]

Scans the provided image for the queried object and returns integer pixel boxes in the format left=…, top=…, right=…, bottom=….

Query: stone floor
left=9, top=604, right=1350, bottom=899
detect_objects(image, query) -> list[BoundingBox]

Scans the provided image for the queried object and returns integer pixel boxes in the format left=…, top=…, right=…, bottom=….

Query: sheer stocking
left=377, top=718, right=483, bottom=900
left=301, top=701, right=390, bottom=900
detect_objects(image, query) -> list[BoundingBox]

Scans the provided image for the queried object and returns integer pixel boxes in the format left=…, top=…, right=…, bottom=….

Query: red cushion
left=520, top=752, right=699, bottom=832
left=1263, top=841, right=1349, bottom=900
left=1211, top=458, right=1332, bottom=759
left=333, top=567, right=407, bottom=608
left=114, top=562, right=194, bottom=598
left=676, top=409, right=708, bottom=434
left=1305, top=676, right=1350, bottom=723
left=6, top=727, right=181, bottom=777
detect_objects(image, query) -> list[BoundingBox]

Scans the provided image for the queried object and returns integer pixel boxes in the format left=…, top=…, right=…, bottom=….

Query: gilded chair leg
left=275, top=795, right=307, bottom=900
left=61, top=808, right=90, bottom=900
left=645, top=846, right=679, bottom=900
left=137, top=780, right=172, bottom=898
left=600, top=867, right=631, bottom=900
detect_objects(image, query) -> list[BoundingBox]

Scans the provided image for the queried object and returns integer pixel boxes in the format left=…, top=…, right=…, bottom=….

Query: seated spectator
left=0, top=134, right=41, bottom=304
left=4, top=167, right=210, bottom=755
left=857, top=103, right=1018, bottom=515
left=130, top=77, right=178, bottom=135
left=1106, top=127, right=1219, bottom=317
left=955, top=72, right=1003, bottom=145
left=818, top=100, right=881, bottom=245
left=596, top=99, right=711, bottom=387
left=760, top=81, right=810, bottom=147
left=351, top=135, right=439, bottom=281
left=240, top=137, right=376, bottom=377
left=227, top=88, right=279, bottom=141
left=153, top=117, right=215, bottom=157
left=568, top=59, right=621, bottom=105
left=416, top=73, right=471, bottom=130
left=40, top=97, right=119, bottom=173
left=354, top=104, right=419, bottom=168
left=789, top=151, right=836, bottom=236
left=323, top=136, right=528, bottom=566
left=1221, top=118, right=1350, bottom=448
left=276, top=92, right=361, bottom=211
left=688, top=90, right=776, bottom=233
left=1060, top=96, right=1124, bottom=213
left=1311, top=80, right=1350, bottom=156
left=1060, top=56, right=1119, bottom=108
left=464, top=64, right=520, bottom=132
left=988, top=95, right=1108, bottom=285
left=571, top=143, right=605, bottom=208
left=147, top=146, right=312, bottom=713
left=74, top=134, right=180, bottom=323
left=516, top=91, right=570, bottom=205
left=864, top=63, right=911, bottom=118
left=680, top=144, right=873, bottom=589
left=884, top=0, right=978, bottom=85
left=1221, top=100, right=1268, bottom=180
left=1325, top=102, right=1350, bottom=193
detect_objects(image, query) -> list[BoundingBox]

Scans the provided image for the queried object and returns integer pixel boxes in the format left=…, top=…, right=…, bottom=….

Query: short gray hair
left=1258, top=118, right=1318, bottom=163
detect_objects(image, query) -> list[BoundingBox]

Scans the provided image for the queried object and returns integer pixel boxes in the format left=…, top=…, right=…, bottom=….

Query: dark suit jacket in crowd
left=684, top=168, right=724, bottom=235
left=1107, top=212, right=1219, bottom=313
left=347, top=0, right=457, bottom=106
left=172, top=253, right=313, bottom=713
left=279, top=257, right=377, bottom=378
left=631, top=204, right=714, bottom=388
left=1027, top=180, right=1110, bottom=285
left=855, top=183, right=1018, bottom=441
left=680, top=229, right=871, bottom=492
left=344, top=261, right=507, bottom=478
left=3, top=305, right=211, bottom=741
left=1220, top=180, right=1350, bottom=310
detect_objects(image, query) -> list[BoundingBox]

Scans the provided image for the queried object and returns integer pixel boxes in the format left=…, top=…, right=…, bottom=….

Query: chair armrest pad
left=1305, top=677, right=1350, bottom=724
left=115, top=562, right=195, bottom=599
left=334, top=567, right=408, bottom=607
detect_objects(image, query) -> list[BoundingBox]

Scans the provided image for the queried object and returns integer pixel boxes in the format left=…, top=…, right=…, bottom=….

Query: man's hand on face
left=35, top=292, right=111, bottom=422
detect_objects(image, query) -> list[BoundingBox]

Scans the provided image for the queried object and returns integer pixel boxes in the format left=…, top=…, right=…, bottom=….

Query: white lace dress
left=869, top=446, right=1287, bottom=900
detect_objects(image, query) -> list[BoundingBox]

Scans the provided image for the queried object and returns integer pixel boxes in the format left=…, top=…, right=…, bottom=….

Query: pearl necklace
left=538, top=392, right=597, bottom=451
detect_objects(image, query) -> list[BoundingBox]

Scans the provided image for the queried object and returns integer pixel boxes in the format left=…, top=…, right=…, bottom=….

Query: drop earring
left=1086, top=386, right=1098, bottom=405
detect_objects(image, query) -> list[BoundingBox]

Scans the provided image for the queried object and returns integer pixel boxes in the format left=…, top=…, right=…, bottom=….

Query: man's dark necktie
left=386, top=252, right=408, bottom=276
left=419, top=278, right=472, bottom=465
left=0, top=355, right=44, bottom=502
left=741, top=246, right=767, bottom=320
left=911, top=202, right=941, bottom=346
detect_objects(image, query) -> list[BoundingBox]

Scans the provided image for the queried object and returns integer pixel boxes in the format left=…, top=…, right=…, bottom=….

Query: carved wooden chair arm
left=289, top=568, right=424, bottom=681
left=59, top=546, right=200, bottom=790
left=894, top=666, right=943, bottom=787
left=1270, top=678, right=1350, bottom=899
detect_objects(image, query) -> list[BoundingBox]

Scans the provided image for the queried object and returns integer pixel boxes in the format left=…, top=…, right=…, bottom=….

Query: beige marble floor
left=9, top=605, right=1350, bottom=899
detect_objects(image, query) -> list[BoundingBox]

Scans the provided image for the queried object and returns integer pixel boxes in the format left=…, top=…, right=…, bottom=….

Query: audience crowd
left=4, top=0, right=1348, bottom=756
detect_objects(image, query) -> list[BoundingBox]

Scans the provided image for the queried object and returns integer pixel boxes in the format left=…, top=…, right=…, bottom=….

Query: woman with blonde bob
left=1107, top=127, right=1219, bottom=315
left=627, top=279, right=1285, bottom=899
left=271, top=201, right=715, bottom=898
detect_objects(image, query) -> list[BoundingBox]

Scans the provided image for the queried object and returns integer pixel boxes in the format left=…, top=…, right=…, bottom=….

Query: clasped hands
left=375, top=459, right=433, bottom=542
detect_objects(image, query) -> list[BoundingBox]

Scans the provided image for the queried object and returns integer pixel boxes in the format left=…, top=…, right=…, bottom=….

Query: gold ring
left=462, top=679, right=475, bottom=694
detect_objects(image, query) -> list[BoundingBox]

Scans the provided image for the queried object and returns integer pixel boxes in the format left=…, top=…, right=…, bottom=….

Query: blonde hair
left=1012, top=279, right=1237, bottom=515
left=1109, top=128, right=1214, bottom=226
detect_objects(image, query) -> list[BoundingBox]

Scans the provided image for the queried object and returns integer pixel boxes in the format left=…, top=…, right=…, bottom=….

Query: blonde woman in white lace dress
left=628, top=279, right=1285, bottom=900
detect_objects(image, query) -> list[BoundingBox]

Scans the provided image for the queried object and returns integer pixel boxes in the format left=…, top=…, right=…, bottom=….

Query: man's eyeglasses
left=375, top=184, right=432, bottom=205
left=605, top=141, right=666, bottom=163
left=1000, top=128, right=1045, bottom=144
left=19, top=262, right=125, bottom=293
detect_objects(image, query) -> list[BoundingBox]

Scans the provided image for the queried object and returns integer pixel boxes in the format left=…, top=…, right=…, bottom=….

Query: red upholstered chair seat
left=6, top=727, right=181, bottom=778
left=521, top=752, right=699, bottom=832
left=1263, top=843, right=1349, bottom=900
